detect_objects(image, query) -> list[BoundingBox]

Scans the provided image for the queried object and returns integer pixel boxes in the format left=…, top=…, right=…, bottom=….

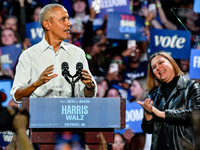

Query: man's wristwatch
left=85, top=81, right=95, bottom=91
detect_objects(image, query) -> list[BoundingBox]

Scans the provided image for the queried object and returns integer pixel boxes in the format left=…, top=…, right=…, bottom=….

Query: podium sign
left=29, top=98, right=121, bottom=128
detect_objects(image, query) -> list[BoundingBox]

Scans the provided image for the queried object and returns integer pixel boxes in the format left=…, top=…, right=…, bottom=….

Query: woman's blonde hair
left=146, top=51, right=184, bottom=91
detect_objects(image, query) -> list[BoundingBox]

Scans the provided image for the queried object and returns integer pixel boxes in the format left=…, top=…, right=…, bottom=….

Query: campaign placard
left=0, top=44, right=22, bottom=71
left=107, top=12, right=147, bottom=41
left=0, top=131, right=14, bottom=147
left=115, top=102, right=144, bottom=134
left=0, top=79, right=13, bottom=107
left=149, top=28, right=191, bottom=59
left=88, top=0, right=130, bottom=19
left=0, top=130, right=29, bottom=147
left=193, top=0, right=200, bottom=13
left=26, top=22, right=44, bottom=45
left=29, top=98, right=121, bottom=128
left=189, top=49, right=200, bottom=79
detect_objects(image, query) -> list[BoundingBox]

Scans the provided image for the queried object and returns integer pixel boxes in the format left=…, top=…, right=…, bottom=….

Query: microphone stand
left=62, top=71, right=82, bottom=97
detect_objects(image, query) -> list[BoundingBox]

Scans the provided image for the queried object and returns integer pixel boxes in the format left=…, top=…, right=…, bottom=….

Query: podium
left=22, top=97, right=126, bottom=150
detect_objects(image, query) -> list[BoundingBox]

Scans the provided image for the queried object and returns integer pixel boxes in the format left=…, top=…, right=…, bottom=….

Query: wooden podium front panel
left=30, top=129, right=114, bottom=150
left=30, top=129, right=114, bottom=143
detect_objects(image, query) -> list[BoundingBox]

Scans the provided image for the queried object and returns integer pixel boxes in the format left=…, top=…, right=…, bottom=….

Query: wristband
left=85, top=81, right=95, bottom=91
left=145, top=21, right=150, bottom=26
left=86, top=54, right=92, bottom=60
left=156, top=3, right=161, bottom=8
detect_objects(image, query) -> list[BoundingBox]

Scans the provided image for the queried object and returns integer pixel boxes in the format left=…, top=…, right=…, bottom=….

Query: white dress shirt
left=10, top=38, right=97, bottom=103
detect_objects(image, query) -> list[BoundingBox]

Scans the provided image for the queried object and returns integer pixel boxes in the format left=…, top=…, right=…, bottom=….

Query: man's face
left=4, top=18, right=18, bottom=31
left=48, top=7, right=71, bottom=41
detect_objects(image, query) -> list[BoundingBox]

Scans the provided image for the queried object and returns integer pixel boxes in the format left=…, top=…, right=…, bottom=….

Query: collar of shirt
left=40, top=37, right=69, bottom=54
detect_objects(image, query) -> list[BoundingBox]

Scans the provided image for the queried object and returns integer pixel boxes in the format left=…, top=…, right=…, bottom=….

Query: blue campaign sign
left=0, top=79, right=13, bottom=107
left=107, top=12, right=147, bottom=41
left=29, top=98, right=121, bottom=128
left=149, top=28, right=191, bottom=59
left=26, top=22, right=44, bottom=45
left=115, top=102, right=144, bottom=134
left=189, top=49, right=200, bottom=79
left=0, top=44, right=22, bottom=71
left=193, top=0, right=200, bottom=13
left=0, top=131, right=14, bottom=147
left=88, top=0, right=130, bottom=19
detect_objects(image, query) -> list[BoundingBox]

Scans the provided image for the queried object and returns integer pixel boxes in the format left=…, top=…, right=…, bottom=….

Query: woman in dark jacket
left=137, top=51, right=200, bottom=150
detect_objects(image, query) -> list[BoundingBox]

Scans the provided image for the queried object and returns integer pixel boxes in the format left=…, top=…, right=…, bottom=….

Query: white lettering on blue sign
left=65, top=115, right=84, bottom=120
left=3, top=134, right=13, bottom=142
left=119, top=26, right=136, bottom=33
left=193, top=56, right=200, bottom=68
left=64, top=123, right=80, bottom=126
left=30, top=27, right=43, bottom=39
left=0, top=131, right=14, bottom=142
left=120, top=20, right=136, bottom=27
left=100, top=0, right=127, bottom=8
left=67, top=100, right=75, bottom=103
left=154, top=35, right=186, bottom=49
left=62, top=105, right=88, bottom=115
left=126, top=109, right=143, bottom=122
left=0, top=54, right=12, bottom=64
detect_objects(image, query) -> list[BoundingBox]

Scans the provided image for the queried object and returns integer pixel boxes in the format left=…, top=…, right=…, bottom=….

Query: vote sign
left=0, top=44, right=22, bottom=71
left=150, top=28, right=191, bottom=59
left=189, top=49, right=200, bottom=79
left=0, top=131, right=14, bottom=147
left=26, top=22, right=44, bottom=45
left=193, top=0, right=200, bottom=13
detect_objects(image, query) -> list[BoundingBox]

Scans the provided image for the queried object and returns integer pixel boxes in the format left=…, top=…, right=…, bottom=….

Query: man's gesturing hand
left=33, top=65, right=58, bottom=87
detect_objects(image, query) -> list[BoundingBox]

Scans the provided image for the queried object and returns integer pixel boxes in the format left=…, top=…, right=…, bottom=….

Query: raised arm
left=155, top=0, right=177, bottom=30
left=14, top=65, right=58, bottom=102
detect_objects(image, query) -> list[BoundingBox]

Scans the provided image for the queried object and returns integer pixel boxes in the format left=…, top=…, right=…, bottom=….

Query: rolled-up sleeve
left=10, top=52, right=31, bottom=103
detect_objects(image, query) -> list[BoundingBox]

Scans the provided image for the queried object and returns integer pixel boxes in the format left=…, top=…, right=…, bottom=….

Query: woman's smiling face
left=151, top=55, right=175, bottom=83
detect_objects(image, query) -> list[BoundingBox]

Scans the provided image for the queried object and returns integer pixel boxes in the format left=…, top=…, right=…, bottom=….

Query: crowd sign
left=0, top=79, right=13, bottom=107
left=26, top=22, right=44, bottom=45
left=0, top=44, right=22, bottom=71
left=189, top=49, right=200, bottom=79
left=193, top=0, right=200, bottom=13
left=107, top=12, right=147, bottom=41
left=0, top=131, right=14, bottom=147
left=115, top=102, right=144, bottom=134
left=88, top=0, right=130, bottom=19
left=150, top=28, right=191, bottom=59
left=0, top=130, right=29, bottom=147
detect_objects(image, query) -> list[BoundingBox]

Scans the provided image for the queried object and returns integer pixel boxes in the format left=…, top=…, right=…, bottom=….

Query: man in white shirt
left=10, top=3, right=96, bottom=103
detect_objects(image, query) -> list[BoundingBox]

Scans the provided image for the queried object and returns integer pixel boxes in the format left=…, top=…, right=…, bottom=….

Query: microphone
left=61, top=62, right=72, bottom=78
left=76, top=62, right=83, bottom=78
left=61, top=62, right=83, bottom=97
left=61, top=62, right=71, bottom=84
